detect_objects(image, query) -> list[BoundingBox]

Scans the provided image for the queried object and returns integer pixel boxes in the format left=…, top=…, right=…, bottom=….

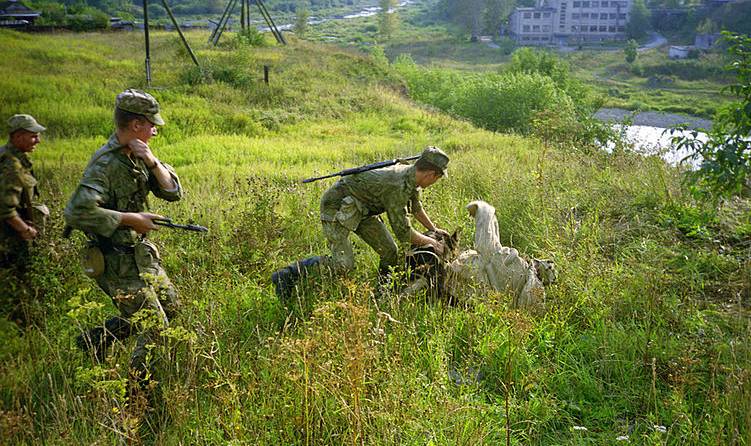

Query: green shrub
left=454, top=72, right=576, bottom=134
left=235, top=28, right=269, bottom=47
left=67, top=7, right=109, bottom=31
left=35, top=2, right=66, bottom=26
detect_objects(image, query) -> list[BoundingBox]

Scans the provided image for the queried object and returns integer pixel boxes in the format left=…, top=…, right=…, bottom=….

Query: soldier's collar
left=3, top=141, right=32, bottom=168
left=405, top=164, right=417, bottom=189
left=106, top=134, right=138, bottom=166
left=107, top=133, right=128, bottom=151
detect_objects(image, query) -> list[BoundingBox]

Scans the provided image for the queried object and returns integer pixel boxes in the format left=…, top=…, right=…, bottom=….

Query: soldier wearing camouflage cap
left=64, top=89, right=183, bottom=384
left=271, top=146, right=450, bottom=301
left=1, top=114, right=49, bottom=325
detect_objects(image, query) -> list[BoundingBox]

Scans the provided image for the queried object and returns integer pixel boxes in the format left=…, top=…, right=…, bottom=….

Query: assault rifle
left=152, top=218, right=208, bottom=233
left=302, top=155, right=420, bottom=184
left=63, top=217, right=208, bottom=238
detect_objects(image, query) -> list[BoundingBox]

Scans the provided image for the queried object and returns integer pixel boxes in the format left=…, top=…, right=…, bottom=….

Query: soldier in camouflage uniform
left=272, top=146, right=450, bottom=300
left=64, top=89, right=182, bottom=380
left=1, top=114, right=48, bottom=324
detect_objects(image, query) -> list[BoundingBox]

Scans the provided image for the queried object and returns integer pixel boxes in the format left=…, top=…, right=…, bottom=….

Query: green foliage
left=497, top=36, right=515, bottom=55
left=695, top=18, right=718, bottom=35
left=395, top=48, right=607, bottom=136
left=626, top=0, right=650, bottom=41
left=34, top=1, right=67, bottom=26
left=294, top=1, right=310, bottom=36
left=457, top=72, right=576, bottom=134
left=0, top=28, right=748, bottom=445
left=67, top=6, right=110, bottom=31
left=624, top=39, right=637, bottom=64
left=370, top=44, right=389, bottom=68
left=437, top=0, right=514, bottom=36
left=709, top=0, right=751, bottom=36
left=673, top=32, right=751, bottom=198
left=506, top=47, right=601, bottom=115
left=378, top=0, right=398, bottom=40
left=235, top=27, right=269, bottom=47
left=508, top=47, right=569, bottom=84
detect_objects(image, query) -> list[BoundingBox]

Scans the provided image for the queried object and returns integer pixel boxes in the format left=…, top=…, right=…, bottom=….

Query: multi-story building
left=508, top=0, right=632, bottom=46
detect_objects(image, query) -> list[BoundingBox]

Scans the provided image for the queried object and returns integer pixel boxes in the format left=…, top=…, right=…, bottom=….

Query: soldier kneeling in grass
left=271, top=147, right=451, bottom=302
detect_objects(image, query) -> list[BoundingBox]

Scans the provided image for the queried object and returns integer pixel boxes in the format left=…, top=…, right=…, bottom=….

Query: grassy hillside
left=0, top=29, right=749, bottom=445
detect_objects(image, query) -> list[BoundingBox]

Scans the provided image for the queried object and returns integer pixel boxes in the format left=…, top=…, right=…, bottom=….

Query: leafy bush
left=235, top=28, right=269, bottom=47
left=506, top=47, right=601, bottom=115
left=396, top=53, right=583, bottom=134
left=640, top=60, right=725, bottom=81
left=673, top=32, right=751, bottom=198
left=35, top=2, right=66, bottom=26
left=454, top=72, right=576, bottom=134
left=67, top=7, right=109, bottom=31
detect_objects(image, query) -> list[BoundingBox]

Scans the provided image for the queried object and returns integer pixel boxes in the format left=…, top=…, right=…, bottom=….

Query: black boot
left=271, top=256, right=322, bottom=301
left=76, top=316, right=133, bottom=361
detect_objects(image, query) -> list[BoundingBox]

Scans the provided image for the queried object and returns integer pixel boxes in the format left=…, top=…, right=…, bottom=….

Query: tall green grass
left=0, top=29, right=749, bottom=445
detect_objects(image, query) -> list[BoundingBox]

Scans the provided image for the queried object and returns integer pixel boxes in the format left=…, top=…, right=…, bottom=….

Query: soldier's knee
left=336, top=256, right=355, bottom=273
left=380, top=245, right=398, bottom=267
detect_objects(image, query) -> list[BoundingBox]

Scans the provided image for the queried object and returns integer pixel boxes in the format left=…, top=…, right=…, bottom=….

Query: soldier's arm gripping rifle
left=152, top=218, right=208, bottom=233
left=302, top=155, right=420, bottom=184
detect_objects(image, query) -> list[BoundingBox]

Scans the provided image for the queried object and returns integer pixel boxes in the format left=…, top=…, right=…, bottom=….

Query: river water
left=595, top=108, right=710, bottom=168
left=262, top=0, right=415, bottom=32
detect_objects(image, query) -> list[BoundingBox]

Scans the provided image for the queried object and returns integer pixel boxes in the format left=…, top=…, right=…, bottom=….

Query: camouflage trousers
left=1, top=239, right=33, bottom=325
left=321, top=216, right=399, bottom=273
left=89, top=241, right=179, bottom=378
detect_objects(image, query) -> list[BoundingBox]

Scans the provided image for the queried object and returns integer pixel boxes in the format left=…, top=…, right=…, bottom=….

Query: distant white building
left=668, top=45, right=690, bottom=59
left=508, top=0, right=632, bottom=46
left=694, top=33, right=720, bottom=50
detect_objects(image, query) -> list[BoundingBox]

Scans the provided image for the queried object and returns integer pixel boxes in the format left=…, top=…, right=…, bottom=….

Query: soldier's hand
left=19, top=225, right=38, bottom=241
left=433, top=228, right=449, bottom=238
left=121, top=212, right=163, bottom=234
left=128, top=138, right=158, bottom=168
left=430, top=238, right=445, bottom=255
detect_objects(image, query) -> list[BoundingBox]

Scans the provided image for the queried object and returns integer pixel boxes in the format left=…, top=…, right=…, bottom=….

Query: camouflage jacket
left=321, top=163, right=423, bottom=243
left=64, top=134, right=182, bottom=247
left=0, top=142, right=39, bottom=243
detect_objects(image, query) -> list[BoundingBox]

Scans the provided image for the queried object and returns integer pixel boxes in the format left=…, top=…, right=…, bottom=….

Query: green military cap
left=8, top=114, right=46, bottom=134
left=419, top=146, right=449, bottom=177
left=115, top=89, right=165, bottom=126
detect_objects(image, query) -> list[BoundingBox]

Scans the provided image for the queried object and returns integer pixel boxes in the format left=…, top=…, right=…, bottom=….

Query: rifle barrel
left=153, top=218, right=209, bottom=233
left=301, top=155, right=420, bottom=184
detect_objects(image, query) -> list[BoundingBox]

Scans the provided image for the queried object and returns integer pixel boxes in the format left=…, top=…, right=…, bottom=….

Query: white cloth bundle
left=449, top=201, right=545, bottom=307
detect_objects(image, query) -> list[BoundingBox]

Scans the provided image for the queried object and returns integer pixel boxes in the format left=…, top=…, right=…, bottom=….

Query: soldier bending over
left=272, top=147, right=450, bottom=300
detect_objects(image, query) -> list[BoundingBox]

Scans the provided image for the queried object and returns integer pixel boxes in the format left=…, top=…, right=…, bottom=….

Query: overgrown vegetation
left=0, top=28, right=749, bottom=445
left=673, top=32, right=751, bottom=199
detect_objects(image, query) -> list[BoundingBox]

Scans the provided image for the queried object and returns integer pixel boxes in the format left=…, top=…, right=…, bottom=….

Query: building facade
left=509, top=0, right=632, bottom=46
left=0, top=0, right=41, bottom=27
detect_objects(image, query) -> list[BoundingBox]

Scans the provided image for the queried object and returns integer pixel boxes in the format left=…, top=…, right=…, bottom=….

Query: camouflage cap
left=419, top=146, right=449, bottom=177
left=8, top=114, right=46, bottom=134
left=115, top=89, right=165, bottom=126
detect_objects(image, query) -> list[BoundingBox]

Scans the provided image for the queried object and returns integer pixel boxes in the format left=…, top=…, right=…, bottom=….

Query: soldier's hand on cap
left=121, top=212, right=163, bottom=234
left=128, top=138, right=158, bottom=168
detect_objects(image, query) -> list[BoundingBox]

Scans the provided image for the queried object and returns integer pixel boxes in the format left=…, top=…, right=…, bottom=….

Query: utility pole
left=143, top=0, right=151, bottom=86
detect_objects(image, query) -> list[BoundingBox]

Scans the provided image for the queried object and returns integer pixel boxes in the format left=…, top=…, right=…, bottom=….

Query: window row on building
left=571, top=12, right=627, bottom=19
left=522, top=11, right=553, bottom=19
left=522, top=24, right=553, bottom=32
left=572, top=1, right=628, bottom=7
left=571, top=24, right=626, bottom=32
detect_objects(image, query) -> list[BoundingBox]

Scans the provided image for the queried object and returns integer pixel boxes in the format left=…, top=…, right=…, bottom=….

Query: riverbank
left=595, top=107, right=713, bottom=130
